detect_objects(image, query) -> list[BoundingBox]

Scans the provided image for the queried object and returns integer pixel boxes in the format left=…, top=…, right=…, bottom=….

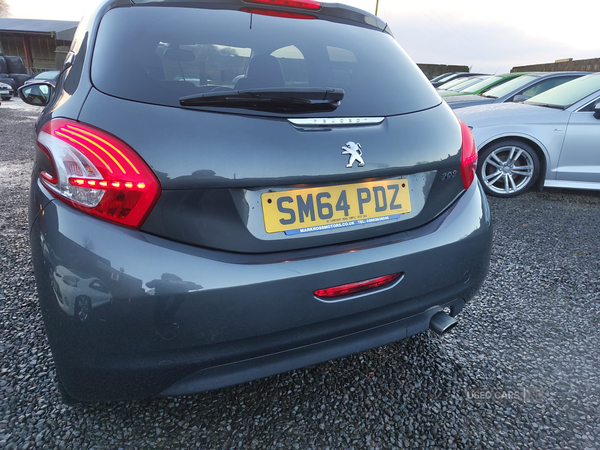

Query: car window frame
left=518, top=75, right=582, bottom=100
left=574, top=95, right=600, bottom=113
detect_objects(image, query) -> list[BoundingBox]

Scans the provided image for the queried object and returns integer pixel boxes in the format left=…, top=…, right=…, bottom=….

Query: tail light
left=314, top=273, right=402, bottom=300
left=243, top=0, right=322, bottom=10
left=459, top=119, right=477, bottom=190
left=37, top=119, right=160, bottom=229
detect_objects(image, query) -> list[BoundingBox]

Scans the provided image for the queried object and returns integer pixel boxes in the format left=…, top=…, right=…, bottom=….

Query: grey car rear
left=26, top=0, right=492, bottom=402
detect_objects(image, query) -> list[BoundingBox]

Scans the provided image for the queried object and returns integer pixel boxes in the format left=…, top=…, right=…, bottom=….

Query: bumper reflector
left=314, top=273, right=402, bottom=300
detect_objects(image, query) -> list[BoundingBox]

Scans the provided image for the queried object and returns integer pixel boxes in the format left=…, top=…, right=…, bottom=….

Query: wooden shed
left=0, top=18, right=79, bottom=74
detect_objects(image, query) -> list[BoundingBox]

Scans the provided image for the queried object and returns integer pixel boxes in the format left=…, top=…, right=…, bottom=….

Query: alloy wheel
left=481, top=146, right=535, bottom=195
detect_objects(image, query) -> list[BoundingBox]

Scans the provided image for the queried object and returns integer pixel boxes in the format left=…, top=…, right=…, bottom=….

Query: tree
left=0, top=0, right=10, bottom=18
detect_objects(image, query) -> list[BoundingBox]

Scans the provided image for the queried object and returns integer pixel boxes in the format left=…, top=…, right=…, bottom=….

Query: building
left=0, top=18, right=79, bottom=74
left=511, top=57, right=600, bottom=73
left=417, top=63, right=469, bottom=80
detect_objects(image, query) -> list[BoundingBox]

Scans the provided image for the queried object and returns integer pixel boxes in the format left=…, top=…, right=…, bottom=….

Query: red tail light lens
left=244, top=0, right=322, bottom=10
left=37, top=119, right=160, bottom=229
left=241, top=7, right=316, bottom=19
left=459, top=119, right=478, bottom=190
left=314, top=273, right=402, bottom=300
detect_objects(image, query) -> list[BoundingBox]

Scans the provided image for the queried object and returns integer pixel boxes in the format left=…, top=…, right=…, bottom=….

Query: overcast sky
left=6, top=0, right=600, bottom=74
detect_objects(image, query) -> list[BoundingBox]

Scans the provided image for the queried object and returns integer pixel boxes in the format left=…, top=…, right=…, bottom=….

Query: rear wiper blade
left=179, top=87, right=344, bottom=110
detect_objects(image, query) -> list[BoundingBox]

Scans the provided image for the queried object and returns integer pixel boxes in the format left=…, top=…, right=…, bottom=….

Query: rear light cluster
left=37, top=119, right=160, bottom=229
left=314, top=273, right=402, bottom=300
left=459, top=119, right=478, bottom=190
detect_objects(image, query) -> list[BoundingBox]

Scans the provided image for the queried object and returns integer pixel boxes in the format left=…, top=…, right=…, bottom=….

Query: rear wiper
left=180, top=87, right=344, bottom=112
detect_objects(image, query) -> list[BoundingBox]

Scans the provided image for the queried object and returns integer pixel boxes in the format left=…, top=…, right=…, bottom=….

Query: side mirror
left=594, top=103, right=600, bottom=120
left=18, top=82, right=55, bottom=107
left=512, top=94, right=530, bottom=103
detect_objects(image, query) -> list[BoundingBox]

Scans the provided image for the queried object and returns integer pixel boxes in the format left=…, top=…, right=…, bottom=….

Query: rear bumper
left=30, top=180, right=492, bottom=402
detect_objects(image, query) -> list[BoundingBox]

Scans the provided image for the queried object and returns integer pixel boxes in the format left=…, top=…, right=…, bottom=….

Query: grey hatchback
left=20, top=0, right=492, bottom=403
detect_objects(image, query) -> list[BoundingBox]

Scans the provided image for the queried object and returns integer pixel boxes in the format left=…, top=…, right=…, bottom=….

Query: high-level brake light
left=314, top=273, right=402, bottom=300
left=37, top=119, right=160, bottom=229
left=241, top=8, right=316, bottom=19
left=244, top=0, right=322, bottom=10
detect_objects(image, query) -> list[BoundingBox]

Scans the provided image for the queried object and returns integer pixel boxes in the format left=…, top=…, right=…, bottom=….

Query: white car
left=51, top=265, right=112, bottom=322
left=456, top=73, right=600, bottom=197
left=0, top=81, right=13, bottom=101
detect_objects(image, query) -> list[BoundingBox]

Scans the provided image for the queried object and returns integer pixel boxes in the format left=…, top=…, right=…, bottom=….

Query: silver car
left=456, top=73, right=600, bottom=197
left=0, top=81, right=14, bottom=101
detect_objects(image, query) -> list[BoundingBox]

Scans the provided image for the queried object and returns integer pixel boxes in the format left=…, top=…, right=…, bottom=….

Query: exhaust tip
left=429, top=311, right=458, bottom=335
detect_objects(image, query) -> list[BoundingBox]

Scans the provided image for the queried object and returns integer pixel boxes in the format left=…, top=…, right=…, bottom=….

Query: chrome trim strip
left=574, top=96, right=600, bottom=113
left=288, top=117, right=385, bottom=127
left=544, top=179, right=600, bottom=190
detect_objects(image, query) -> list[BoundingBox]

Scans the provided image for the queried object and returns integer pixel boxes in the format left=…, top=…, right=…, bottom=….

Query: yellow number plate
left=261, top=179, right=411, bottom=235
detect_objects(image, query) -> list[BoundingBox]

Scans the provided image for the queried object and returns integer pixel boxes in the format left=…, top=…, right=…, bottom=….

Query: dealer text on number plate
left=261, top=179, right=411, bottom=235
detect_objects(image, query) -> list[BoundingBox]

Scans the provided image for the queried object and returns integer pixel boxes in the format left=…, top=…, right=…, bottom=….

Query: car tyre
left=477, top=140, right=540, bottom=198
left=74, top=296, right=92, bottom=322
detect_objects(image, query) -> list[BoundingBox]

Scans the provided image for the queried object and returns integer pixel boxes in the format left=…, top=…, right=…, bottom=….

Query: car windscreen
left=91, top=7, right=441, bottom=116
left=435, top=73, right=459, bottom=84
left=430, top=73, right=451, bottom=82
left=459, top=76, right=503, bottom=94
left=482, top=75, right=539, bottom=98
left=35, top=71, right=60, bottom=80
left=446, top=77, right=486, bottom=91
left=438, top=77, right=476, bottom=90
left=525, top=74, right=600, bottom=108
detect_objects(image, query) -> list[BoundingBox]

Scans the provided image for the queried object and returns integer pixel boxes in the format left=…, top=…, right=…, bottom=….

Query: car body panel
left=31, top=177, right=491, bottom=401
left=77, top=89, right=468, bottom=253
left=558, top=102, right=600, bottom=182
left=78, top=89, right=452, bottom=190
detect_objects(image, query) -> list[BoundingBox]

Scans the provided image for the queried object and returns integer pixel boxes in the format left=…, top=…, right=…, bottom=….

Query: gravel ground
left=1, top=98, right=599, bottom=449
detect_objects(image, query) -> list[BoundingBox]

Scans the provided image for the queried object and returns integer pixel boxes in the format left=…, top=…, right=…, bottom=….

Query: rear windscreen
left=91, top=7, right=441, bottom=116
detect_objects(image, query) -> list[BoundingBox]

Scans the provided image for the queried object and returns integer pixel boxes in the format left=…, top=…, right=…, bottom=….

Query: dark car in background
left=444, top=72, right=588, bottom=109
left=21, top=0, right=492, bottom=403
left=24, top=70, right=61, bottom=86
left=0, top=55, right=33, bottom=93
